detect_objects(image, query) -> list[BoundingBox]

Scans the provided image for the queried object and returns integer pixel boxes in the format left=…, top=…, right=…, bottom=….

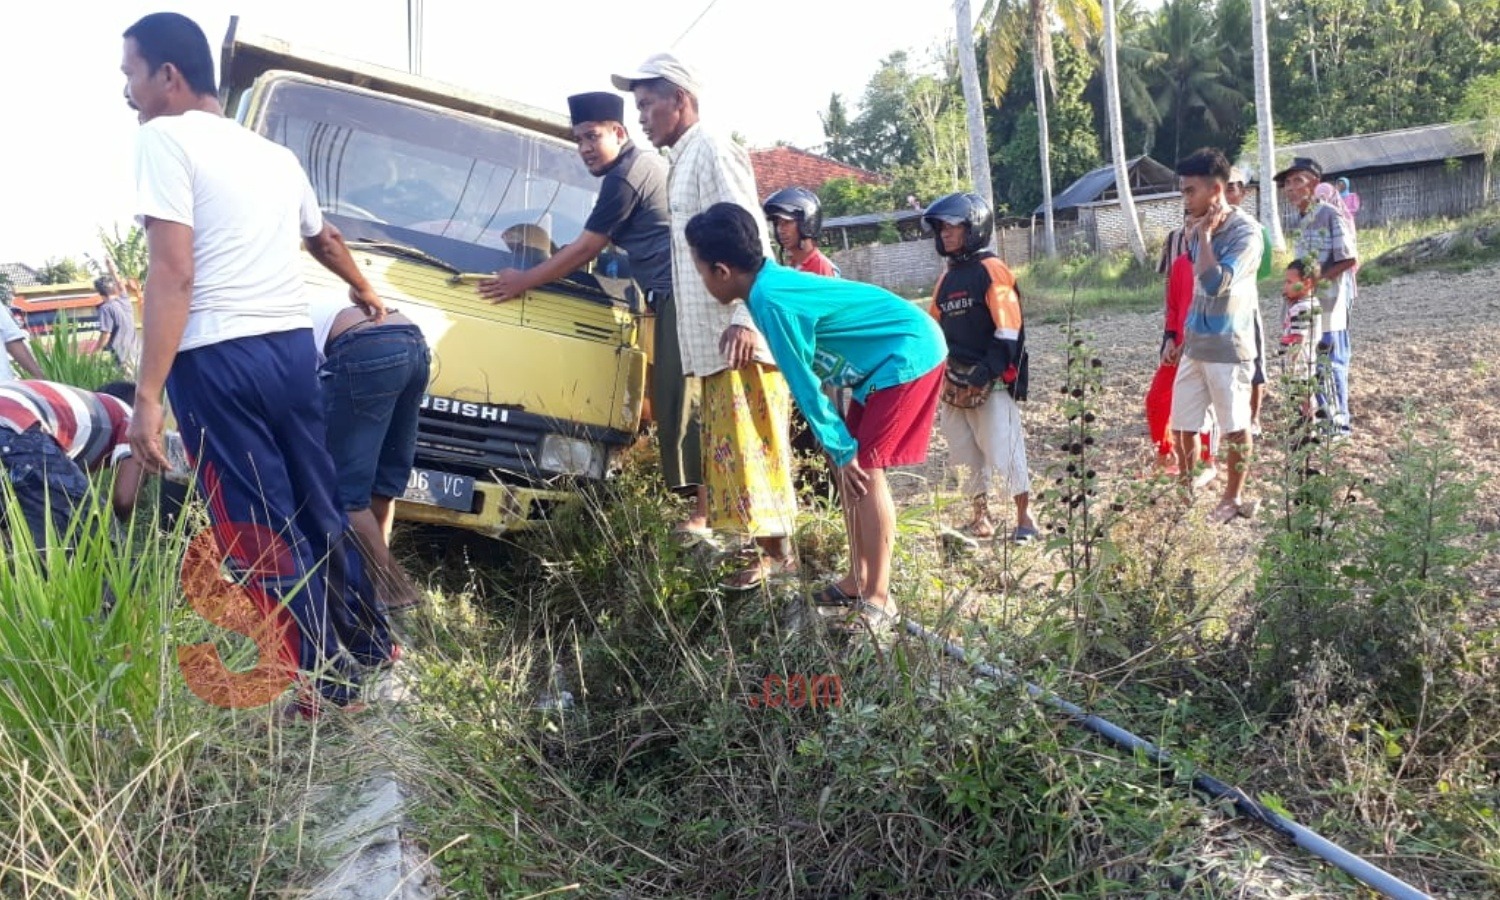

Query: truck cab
left=219, top=22, right=648, bottom=538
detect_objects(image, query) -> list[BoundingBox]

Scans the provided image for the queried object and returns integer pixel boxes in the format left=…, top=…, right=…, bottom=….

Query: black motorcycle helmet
left=762, top=186, right=823, bottom=242
left=922, top=192, right=994, bottom=259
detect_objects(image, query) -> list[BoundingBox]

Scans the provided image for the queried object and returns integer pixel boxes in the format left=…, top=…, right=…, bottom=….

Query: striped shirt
left=0, top=381, right=132, bottom=471
left=665, top=122, right=776, bottom=377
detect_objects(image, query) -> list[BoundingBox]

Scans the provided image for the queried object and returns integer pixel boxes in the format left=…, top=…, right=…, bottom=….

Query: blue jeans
left=320, top=324, right=431, bottom=510
left=1316, top=329, right=1352, bottom=431
left=0, top=425, right=92, bottom=560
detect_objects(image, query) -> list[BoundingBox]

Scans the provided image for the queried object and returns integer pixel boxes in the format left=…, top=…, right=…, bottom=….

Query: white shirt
left=134, top=110, right=323, bottom=352
left=308, top=293, right=352, bottom=366
left=665, top=122, right=775, bottom=377
left=0, top=313, right=28, bottom=381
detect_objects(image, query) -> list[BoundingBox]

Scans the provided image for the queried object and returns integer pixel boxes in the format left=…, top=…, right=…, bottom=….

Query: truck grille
left=413, top=402, right=635, bottom=483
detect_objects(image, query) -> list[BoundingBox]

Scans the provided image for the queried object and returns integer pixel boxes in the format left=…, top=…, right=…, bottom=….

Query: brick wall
left=831, top=241, right=946, bottom=296
left=831, top=230, right=1048, bottom=294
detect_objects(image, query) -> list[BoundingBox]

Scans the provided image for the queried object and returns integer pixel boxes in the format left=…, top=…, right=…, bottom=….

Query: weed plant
left=30, top=314, right=124, bottom=389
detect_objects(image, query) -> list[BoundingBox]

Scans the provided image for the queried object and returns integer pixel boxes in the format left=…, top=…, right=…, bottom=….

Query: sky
left=0, top=0, right=963, bottom=268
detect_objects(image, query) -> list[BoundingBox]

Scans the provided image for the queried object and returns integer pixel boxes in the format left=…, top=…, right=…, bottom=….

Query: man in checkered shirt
left=613, top=53, right=797, bottom=589
left=1275, top=156, right=1358, bottom=438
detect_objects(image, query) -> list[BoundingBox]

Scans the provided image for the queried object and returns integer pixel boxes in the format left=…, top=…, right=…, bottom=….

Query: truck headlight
left=539, top=434, right=605, bottom=479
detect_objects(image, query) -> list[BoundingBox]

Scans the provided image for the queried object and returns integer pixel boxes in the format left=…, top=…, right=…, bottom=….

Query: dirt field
left=910, top=260, right=1500, bottom=598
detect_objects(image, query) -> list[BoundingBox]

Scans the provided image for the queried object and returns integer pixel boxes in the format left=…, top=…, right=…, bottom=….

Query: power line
left=670, top=0, right=723, bottom=49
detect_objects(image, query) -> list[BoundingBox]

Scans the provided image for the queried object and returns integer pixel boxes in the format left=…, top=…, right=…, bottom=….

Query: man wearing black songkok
left=478, top=91, right=704, bottom=525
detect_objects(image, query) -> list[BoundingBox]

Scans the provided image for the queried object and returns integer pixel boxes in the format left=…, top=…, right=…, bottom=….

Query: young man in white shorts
left=1167, top=148, right=1264, bottom=525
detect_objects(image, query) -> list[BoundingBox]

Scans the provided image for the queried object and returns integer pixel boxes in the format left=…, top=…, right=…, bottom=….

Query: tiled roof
left=0, top=262, right=41, bottom=288
left=749, top=146, right=888, bottom=203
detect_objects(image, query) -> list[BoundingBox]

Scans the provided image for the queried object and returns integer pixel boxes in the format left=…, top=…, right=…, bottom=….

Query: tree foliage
left=817, top=177, right=891, bottom=220
left=1269, top=0, right=1500, bottom=141
left=826, top=0, right=1500, bottom=223
left=35, top=257, right=91, bottom=285
left=94, top=224, right=148, bottom=283
left=991, top=41, right=1102, bottom=215
left=1458, top=73, right=1500, bottom=203
left=822, top=50, right=971, bottom=213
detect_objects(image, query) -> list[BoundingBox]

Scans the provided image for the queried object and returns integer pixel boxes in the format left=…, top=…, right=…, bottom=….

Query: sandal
left=720, top=555, right=797, bottom=592
left=1209, top=501, right=1240, bottom=525
left=829, top=600, right=900, bottom=635
left=810, top=582, right=862, bottom=608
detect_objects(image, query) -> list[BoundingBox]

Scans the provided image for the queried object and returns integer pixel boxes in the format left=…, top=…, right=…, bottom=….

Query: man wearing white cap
left=612, top=53, right=797, bottom=590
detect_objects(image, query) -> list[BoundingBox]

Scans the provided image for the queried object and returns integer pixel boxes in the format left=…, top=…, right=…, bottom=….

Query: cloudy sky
left=1, top=0, right=964, bottom=266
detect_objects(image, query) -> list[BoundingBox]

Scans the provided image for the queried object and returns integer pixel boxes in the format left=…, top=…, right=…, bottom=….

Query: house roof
left=1277, top=121, right=1481, bottom=178
left=0, top=262, right=41, bottom=289
left=749, top=146, right=888, bottom=202
left=1034, top=156, right=1177, bottom=216
left=824, top=209, right=925, bottom=229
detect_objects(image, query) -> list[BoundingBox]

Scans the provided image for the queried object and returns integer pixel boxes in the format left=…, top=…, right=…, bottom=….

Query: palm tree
left=1249, top=0, right=1284, bottom=249
left=982, top=0, right=1101, bottom=258
left=1100, top=0, right=1147, bottom=263
left=956, top=0, right=998, bottom=229
left=1145, top=0, right=1244, bottom=166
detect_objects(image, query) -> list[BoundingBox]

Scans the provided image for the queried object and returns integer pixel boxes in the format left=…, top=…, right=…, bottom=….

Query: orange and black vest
left=928, top=251, right=1028, bottom=401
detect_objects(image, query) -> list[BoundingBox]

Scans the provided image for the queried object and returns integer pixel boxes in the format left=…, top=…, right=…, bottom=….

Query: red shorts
left=844, top=364, right=943, bottom=469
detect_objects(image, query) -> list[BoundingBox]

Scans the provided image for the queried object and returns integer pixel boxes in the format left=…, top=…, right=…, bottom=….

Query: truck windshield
left=256, top=77, right=615, bottom=292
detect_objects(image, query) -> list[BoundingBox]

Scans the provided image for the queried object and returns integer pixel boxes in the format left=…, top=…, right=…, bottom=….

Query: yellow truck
left=218, top=20, right=649, bottom=538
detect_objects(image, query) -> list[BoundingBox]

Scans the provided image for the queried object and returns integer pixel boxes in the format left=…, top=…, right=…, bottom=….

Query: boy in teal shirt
left=685, top=202, right=946, bottom=632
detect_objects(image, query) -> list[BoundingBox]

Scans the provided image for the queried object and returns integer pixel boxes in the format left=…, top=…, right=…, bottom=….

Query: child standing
left=1280, top=259, right=1324, bottom=429
left=922, top=192, right=1038, bottom=543
left=684, top=202, right=946, bottom=631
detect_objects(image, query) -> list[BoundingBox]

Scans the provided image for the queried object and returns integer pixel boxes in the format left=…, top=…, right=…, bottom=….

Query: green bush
left=1250, top=429, right=1491, bottom=721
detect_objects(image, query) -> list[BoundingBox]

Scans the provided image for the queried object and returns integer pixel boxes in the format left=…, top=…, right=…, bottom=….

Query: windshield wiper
left=347, top=239, right=460, bottom=274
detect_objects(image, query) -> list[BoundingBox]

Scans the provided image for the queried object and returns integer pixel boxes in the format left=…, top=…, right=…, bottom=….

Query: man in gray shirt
left=1167, top=148, right=1263, bottom=525
left=94, top=275, right=140, bottom=374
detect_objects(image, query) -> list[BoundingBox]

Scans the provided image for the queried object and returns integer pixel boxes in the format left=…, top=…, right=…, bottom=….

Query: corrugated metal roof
left=824, top=209, right=925, bottom=229
left=1034, top=156, right=1177, bottom=216
left=1276, top=121, right=1481, bottom=178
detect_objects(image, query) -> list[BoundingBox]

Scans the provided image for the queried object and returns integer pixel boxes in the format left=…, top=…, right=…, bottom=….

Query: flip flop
left=1011, top=524, right=1041, bottom=544
left=810, top=582, right=862, bottom=608
left=1209, top=501, right=1240, bottom=525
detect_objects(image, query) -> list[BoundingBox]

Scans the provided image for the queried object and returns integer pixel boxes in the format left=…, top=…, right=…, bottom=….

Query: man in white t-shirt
left=0, top=310, right=44, bottom=382
left=122, top=11, right=394, bottom=719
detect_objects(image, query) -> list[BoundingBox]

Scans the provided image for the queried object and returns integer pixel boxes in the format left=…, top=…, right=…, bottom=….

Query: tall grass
left=0, top=473, right=404, bottom=898
left=29, top=314, right=123, bottom=388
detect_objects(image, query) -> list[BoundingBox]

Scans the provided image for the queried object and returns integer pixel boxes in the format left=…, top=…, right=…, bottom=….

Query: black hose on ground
left=899, top=618, right=1434, bottom=900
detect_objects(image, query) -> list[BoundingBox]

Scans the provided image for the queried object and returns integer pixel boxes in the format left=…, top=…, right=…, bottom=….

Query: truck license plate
left=401, top=468, right=476, bottom=512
